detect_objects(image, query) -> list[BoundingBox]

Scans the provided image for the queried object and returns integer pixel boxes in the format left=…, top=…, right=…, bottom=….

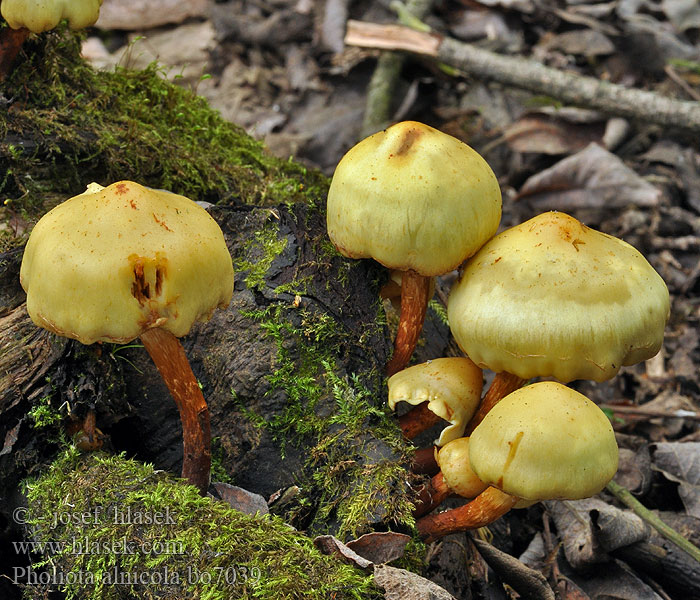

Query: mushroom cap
left=20, top=181, right=234, bottom=344
left=326, top=121, right=502, bottom=276
left=437, top=437, right=488, bottom=499
left=1, top=0, right=102, bottom=32
left=447, top=211, right=670, bottom=383
left=388, top=357, right=483, bottom=446
left=469, top=382, right=619, bottom=501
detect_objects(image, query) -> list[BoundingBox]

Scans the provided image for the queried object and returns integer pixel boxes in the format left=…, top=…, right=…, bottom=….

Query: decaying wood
left=345, top=20, right=700, bottom=133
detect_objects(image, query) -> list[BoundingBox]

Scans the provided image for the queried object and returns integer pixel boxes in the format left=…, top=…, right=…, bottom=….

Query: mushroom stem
left=413, top=471, right=452, bottom=518
left=386, top=270, right=433, bottom=376
left=140, top=327, right=211, bottom=496
left=412, top=445, right=440, bottom=475
left=0, top=26, right=29, bottom=81
left=398, top=401, right=443, bottom=439
left=417, top=487, right=519, bottom=542
left=464, top=372, right=527, bottom=435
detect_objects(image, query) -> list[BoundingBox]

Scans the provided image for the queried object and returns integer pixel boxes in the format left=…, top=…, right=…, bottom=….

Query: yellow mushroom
left=20, top=181, right=234, bottom=494
left=387, top=357, right=482, bottom=446
left=327, top=121, right=501, bottom=375
left=447, top=211, right=670, bottom=431
left=2, top=0, right=102, bottom=32
left=417, top=382, right=619, bottom=541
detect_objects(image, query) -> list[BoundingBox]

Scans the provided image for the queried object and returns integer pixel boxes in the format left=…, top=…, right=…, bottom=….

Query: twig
left=606, top=480, right=700, bottom=564
left=360, top=0, right=433, bottom=138
left=345, top=20, right=700, bottom=133
left=600, top=404, right=700, bottom=421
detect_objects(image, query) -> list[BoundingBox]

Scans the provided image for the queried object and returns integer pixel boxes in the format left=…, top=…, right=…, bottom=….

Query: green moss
left=241, top=305, right=417, bottom=540
left=22, top=449, right=381, bottom=600
left=0, top=28, right=329, bottom=240
left=27, top=392, right=62, bottom=430
left=233, top=222, right=290, bottom=292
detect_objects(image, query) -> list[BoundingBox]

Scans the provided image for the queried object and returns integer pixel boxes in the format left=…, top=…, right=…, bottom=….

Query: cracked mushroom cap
left=1, top=0, right=102, bottom=32
left=447, top=211, right=670, bottom=383
left=20, top=181, right=234, bottom=344
left=326, top=121, right=502, bottom=276
left=388, top=357, right=483, bottom=446
left=469, top=382, right=619, bottom=501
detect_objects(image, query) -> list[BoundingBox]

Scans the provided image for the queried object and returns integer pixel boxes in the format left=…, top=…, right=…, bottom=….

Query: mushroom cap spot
left=20, top=181, right=234, bottom=344
left=436, top=437, right=488, bottom=499
left=387, top=357, right=483, bottom=446
left=469, top=382, right=619, bottom=501
left=326, top=121, right=502, bottom=276
left=1, top=0, right=102, bottom=33
left=447, top=211, right=670, bottom=382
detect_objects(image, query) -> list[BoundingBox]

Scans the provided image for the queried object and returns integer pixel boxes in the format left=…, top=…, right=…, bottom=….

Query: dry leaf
left=545, top=498, right=648, bottom=569
left=345, top=531, right=412, bottom=565
left=313, top=535, right=373, bottom=569
left=95, top=0, right=209, bottom=30
left=210, top=482, right=269, bottom=516
left=373, top=564, right=457, bottom=600
left=517, top=143, right=662, bottom=210
left=651, top=441, right=700, bottom=518
left=504, top=112, right=606, bottom=155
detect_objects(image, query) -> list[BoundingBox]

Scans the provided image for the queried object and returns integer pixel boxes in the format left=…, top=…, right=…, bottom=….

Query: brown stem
left=386, top=270, right=432, bottom=376
left=0, top=27, right=30, bottom=81
left=398, top=401, right=442, bottom=439
left=417, top=487, right=519, bottom=542
left=140, top=327, right=211, bottom=495
left=464, top=372, right=526, bottom=435
left=413, top=471, right=453, bottom=518
left=411, top=445, right=440, bottom=475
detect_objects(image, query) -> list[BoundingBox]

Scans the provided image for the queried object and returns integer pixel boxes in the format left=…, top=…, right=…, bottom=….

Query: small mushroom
left=448, top=211, right=670, bottom=432
left=388, top=357, right=482, bottom=444
left=413, top=437, right=488, bottom=517
left=1, top=0, right=102, bottom=79
left=20, top=181, right=234, bottom=494
left=416, top=382, right=619, bottom=541
left=327, top=121, right=501, bottom=376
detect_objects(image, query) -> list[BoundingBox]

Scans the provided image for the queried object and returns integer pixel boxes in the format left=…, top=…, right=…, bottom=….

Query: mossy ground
left=0, top=27, right=327, bottom=251
left=22, top=449, right=382, bottom=600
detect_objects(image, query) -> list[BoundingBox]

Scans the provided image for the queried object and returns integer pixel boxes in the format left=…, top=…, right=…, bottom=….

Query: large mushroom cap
left=447, top=211, right=670, bottom=382
left=326, top=121, right=502, bottom=276
left=469, top=382, right=619, bottom=501
left=20, top=181, right=234, bottom=344
left=1, top=0, right=103, bottom=32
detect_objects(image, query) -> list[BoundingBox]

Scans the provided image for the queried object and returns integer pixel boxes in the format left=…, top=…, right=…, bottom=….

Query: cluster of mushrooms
left=326, top=121, right=671, bottom=542
left=16, top=43, right=669, bottom=536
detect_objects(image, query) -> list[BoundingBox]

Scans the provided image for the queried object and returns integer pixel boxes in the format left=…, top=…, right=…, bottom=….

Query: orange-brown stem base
left=411, top=444, right=440, bottom=475
left=398, top=401, right=443, bottom=439
left=141, top=328, right=211, bottom=496
left=386, top=271, right=432, bottom=377
left=417, top=487, right=518, bottom=542
left=464, top=372, right=527, bottom=435
left=413, top=471, right=452, bottom=518
left=0, top=27, right=30, bottom=81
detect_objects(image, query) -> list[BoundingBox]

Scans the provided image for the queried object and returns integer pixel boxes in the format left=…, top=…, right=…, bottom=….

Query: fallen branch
left=360, top=0, right=433, bottom=138
left=606, top=480, right=700, bottom=565
left=345, top=20, right=700, bottom=133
